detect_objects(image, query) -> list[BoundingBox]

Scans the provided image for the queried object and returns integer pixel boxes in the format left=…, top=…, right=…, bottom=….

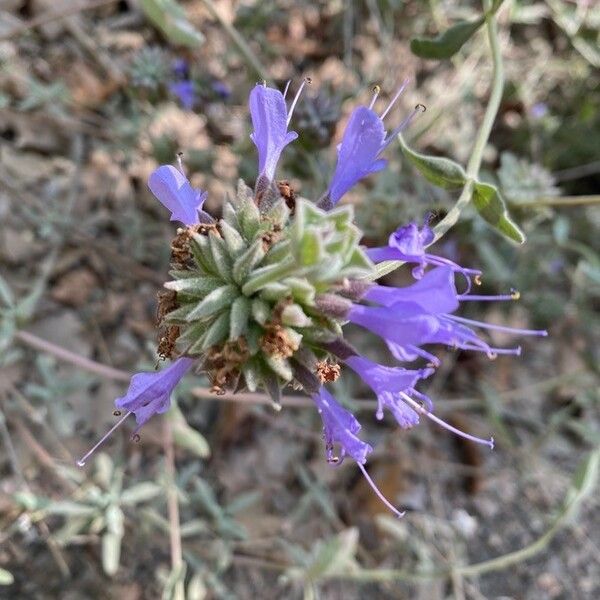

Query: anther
left=415, top=103, right=426, bottom=112
left=132, top=433, right=141, bottom=443
left=510, top=289, right=521, bottom=300
left=474, top=274, right=482, bottom=286
left=113, top=410, right=122, bottom=417
left=176, top=152, right=185, bottom=175
left=369, top=85, right=381, bottom=110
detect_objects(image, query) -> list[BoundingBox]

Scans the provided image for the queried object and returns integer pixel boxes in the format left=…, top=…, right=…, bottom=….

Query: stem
left=15, top=330, right=131, bottom=382
left=163, top=418, right=185, bottom=600
left=527, top=195, right=600, bottom=207
left=432, top=0, right=504, bottom=243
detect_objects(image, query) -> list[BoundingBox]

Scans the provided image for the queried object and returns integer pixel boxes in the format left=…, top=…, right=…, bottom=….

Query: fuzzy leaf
left=286, top=278, right=316, bottom=305
left=170, top=406, right=211, bottom=458
left=399, top=136, right=467, bottom=189
left=472, top=182, right=526, bottom=243
left=251, top=298, right=271, bottom=325
left=208, top=232, right=233, bottom=280
left=0, top=568, right=14, bottom=586
left=102, top=530, right=122, bottom=576
left=265, top=355, right=293, bottom=381
left=410, top=17, right=485, bottom=59
left=229, top=296, right=251, bottom=340
left=190, top=233, right=219, bottom=275
left=186, top=285, right=239, bottom=321
left=281, top=304, right=313, bottom=327
left=242, top=360, right=260, bottom=391
left=164, top=275, right=224, bottom=296
left=233, top=240, right=265, bottom=284
left=242, top=259, right=295, bottom=296
left=237, top=197, right=261, bottom=241
left=298, top=227, right=324, bottom=266
left=199, top=311, right=230, bottom=351
left=139, top=0, right=204, bottom=48
left=220, top=220, right=247, bottom=257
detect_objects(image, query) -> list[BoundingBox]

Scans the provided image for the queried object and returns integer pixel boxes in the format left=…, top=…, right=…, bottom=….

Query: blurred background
left=0, top=1, right=599, bottom=598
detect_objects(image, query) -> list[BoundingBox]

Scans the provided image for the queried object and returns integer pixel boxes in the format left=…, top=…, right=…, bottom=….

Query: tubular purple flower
left=345, top=355, right=433, bottom=428
left=312, top=387, right=371, bottom=465
left=313, top=387, right=405, bottom=518
left=322, top=81, right=424, bottom=208
left=76, top=357, right=194, bottom=467
left=249, top=83, right=299, bottom=183
left=148, top=165, right=207, bottom=226
left=114, top=357, right=194, bottom=431
left=366, top=222, right=481, bottom=283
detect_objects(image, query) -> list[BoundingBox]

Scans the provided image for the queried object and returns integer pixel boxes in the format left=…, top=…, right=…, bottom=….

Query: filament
left=369, top=85, right=381, bottom=110
left=76, top=411, right=132, bottom=467
left=380, top=78, right=409, bottom=120
left=400, top=393, right=494, bottom=449
left=286, top=77, right=311, bottom=126
left=282, top=79, right=291, bottom=99
left=357, top=462, right=405, bottom=518
left=447, top=314, right=548, bottom=337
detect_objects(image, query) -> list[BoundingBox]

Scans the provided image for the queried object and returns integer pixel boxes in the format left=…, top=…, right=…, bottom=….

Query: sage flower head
left=77, top=80, right=548, bottom=518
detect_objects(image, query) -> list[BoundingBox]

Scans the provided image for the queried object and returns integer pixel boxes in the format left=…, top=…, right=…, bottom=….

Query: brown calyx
left=204, top=337, right=250, bottom=394
left=277, top=180, right=296, bottom=213
left=316, top=361, right=341, bottom=383
left=156, top=289, right=180, bottom=360
left=170, top=223, right=220, bottom=268
left=260, top=322, right=298, bottom=358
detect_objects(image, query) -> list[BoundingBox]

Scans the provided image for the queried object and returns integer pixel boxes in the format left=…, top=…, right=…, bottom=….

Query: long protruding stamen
left=357, top=462, right=405, bottom=518
left=400, top=393, right=494, bottom=449
left=286, top=77, right=311, bottom=126
left=447, top=314, right=548, bottom=337
left=76, top=412, right=132, bottom=467
left=380, top=78, right=409, bottom=120
left=459, top=291, right=520, bottom=302
left=459, top=344, right=522, bottom=356
left=368, top=85, right=381, bottom=110
left=381, top=103, right=426, bottom=151
left=282, top=80, right=291, bottom=99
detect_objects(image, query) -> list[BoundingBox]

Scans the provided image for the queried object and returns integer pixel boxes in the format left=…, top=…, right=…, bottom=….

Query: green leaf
left=164, top=275, right=224, bottom=296
left=0, top=274, right=14, bottom=307
left=281, top=304, right=312, bottom=327
left=265, top=355, right=293, bottom=381
left=120, top=482, right=162, bottom=505
left=399, top=136, right=467, bottom=189
left=139, top=0, right=204, bottom=47
left=186, top=285, right=239, bottom=321
left=0, top=568, right=14, bottom=586
left=220, top=220, right=247, bottom=257
left=229, top=296, right=251, bottom=340
left=563, top=446, right=600, bottom=521
left=410, top=17, right=485, bottom=59
left=199, top=311, right=230, bottom=351
left=251, top=298, right=270, bottom=326
left=170, top=406, right=211, bottom=458
left=102, top=531, right=122, bottom=576
left=298, top=227, right=324, bottom=266
left=232, top=240, right=265, bottom=284
left=209, top=232, right=233, bottom=281
left=472, top=182, right=526, bottom=243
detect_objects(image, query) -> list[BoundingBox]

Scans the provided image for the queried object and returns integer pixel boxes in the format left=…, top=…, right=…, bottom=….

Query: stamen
left=459, top=344, right=522, bottom=356
left=381, top=104, right=427, bottom=151
left=447, top=314, right=548, bottom=337
left=286, top=77, right=311, bottom=126
left=400, top=393, right=494, bottom=449
left=357, top=462, right=405, bottom=518
left=176, top=152, right=185, bottom=176
left=282, top=80, right=291, bottom=99
left=369, top=85, right=381, bottom=110
left=380, top=78, right=409, bottom=120
left=459, top=292, right=520, bottom=302
left=474, top=274, right=482, bottom=286
left=132, top=433, right=141, bottom=443
left=76, top=411, right=132, bottom=467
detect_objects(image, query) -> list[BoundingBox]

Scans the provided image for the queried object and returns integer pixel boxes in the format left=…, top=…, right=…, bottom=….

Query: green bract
left=160, top=181, right=374, bottom=402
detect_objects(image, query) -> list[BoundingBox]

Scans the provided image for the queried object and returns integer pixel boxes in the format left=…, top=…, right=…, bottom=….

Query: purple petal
left=328, top=106, right=387, bottom=204
left=312, top=387, right=372, bottom=464
left=169, top=80, right=196, bottom=110
left=249, top=84, right=298, bottom=181
left=148, top=165, right=207, bottom=226
left=364, top=266, right=459, bottom=314
left=348, top=304, right=439, bottom=347
left=115, top=357, right=194, bottom=430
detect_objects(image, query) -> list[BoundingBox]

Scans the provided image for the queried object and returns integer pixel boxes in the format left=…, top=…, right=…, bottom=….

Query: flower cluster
left=78, top=81, right=547, bottom=515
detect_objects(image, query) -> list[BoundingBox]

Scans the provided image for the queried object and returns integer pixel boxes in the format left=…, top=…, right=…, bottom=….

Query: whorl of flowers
left=78, top=80, right=547, bottom=516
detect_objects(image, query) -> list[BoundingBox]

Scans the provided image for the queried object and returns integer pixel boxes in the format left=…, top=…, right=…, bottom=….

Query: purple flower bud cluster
left=78, top=80, right=548, bottom=517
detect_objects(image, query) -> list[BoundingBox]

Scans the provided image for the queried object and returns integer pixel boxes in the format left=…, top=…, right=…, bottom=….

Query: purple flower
left=321, top=81, right=424, bottom=208
left=312, top=387, right=372, bottom=464
left=171, top=58, right=190, bottom=79
left=115, top=357, right=194, bottom=431
left=211, top=80, right=231, bottom=99
left=530, top=102, right=548, bottom=119
left=345, top=355, right=433, bottom=428
left=366, top=222, right=481, bottom=282
left=76, top=357, right=194, bottom=467
left=249, top=83, right=299, bottom=183
left=169, top=80, right=196, bottom=110
left=352, top=266, right=548, bottom=361
left=313, top=386, right=405, bottom=517
left=148, top=165, right=207, bottom=226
